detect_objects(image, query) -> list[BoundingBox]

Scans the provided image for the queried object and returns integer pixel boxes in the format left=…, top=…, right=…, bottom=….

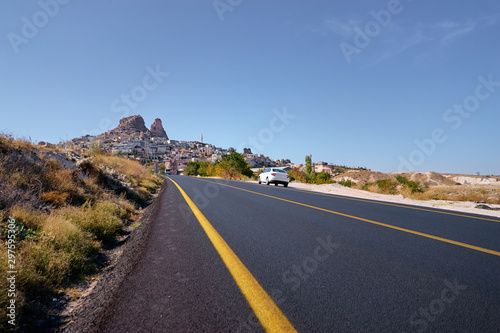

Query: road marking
left=198, top=179, right=500, bottom=257
left=167, top=177, right=297, bottom=333
left=283, top=187, right=500, bottom=223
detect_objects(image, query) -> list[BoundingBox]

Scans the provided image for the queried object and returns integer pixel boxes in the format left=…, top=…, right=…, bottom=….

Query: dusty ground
left=282, top=181, right=500, bottom=218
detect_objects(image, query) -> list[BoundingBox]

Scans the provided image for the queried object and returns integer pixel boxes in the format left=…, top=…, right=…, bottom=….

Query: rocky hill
left=105, top=115, right=168, bottom=139
left=150, top=118, right=169, bottom=139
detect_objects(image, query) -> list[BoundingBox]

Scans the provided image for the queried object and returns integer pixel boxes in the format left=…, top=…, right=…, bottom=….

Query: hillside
left=0, top=135, right=163, bottom=331
left=335, top=170, right=499, bottom=187
left=332, top=169, right=500, bottom=205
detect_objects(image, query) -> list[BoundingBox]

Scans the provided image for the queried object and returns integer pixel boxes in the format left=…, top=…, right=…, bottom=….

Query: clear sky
left=1, top=0, right=499, bottom=174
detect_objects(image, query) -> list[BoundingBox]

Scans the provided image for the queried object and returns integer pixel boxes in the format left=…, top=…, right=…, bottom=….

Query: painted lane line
left=167, top=177, right=297, bottom=333
left=198, top=179, right=500, bottom=257
left=283, top=186, right=500, bottom=223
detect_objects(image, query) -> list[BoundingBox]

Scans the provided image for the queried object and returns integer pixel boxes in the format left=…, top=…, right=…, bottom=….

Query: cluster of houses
left=66, top=134, right=294, bottom=174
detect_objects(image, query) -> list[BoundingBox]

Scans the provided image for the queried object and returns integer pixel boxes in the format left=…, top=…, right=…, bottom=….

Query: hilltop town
left=62, top=115, right=291, bottom=174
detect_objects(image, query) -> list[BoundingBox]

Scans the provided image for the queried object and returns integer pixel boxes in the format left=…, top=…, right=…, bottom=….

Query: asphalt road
left=98, top=176, right=500, bottom=332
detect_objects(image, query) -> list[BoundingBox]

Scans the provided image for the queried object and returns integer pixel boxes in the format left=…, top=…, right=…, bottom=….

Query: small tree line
left=287, top=155, right=334, bottom=185
left=184, top=151, right=253, bottom=180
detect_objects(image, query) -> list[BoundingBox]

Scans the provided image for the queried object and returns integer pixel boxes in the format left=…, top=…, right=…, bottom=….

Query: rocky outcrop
left=105, top=115, right=168, bottom=139
left=450, top=176, right=499, bottom=185
left=108, top=115, right=150, bottom=136
left=150, top=118, right=168, bottom=139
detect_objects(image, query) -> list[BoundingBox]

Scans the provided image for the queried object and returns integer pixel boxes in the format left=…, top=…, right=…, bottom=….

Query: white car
left=258, top=168, right=289, bottom=187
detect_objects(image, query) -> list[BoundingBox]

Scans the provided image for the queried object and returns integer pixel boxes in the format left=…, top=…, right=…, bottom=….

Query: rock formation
left=105, top=115, right=168, bottom=139
left=150, top=118, right=169, bottom=139
left=108, top=115, right=149, bottom=136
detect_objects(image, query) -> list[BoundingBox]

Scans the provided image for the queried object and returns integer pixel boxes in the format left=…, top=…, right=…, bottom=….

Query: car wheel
left=275, top=183, right=278, bottom=186
left=284, top=183, right=288, bottom=187
left=266, top=178, right=270, bottom=185
left=258, top=178, right=261, bottom=184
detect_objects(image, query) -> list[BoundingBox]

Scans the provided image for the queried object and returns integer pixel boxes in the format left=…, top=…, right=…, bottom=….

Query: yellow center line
left=197, top=178, right=500, bottom=257
left=167, top=177, right=297, bottom=333
left=283, top=187, right=500, bottom=223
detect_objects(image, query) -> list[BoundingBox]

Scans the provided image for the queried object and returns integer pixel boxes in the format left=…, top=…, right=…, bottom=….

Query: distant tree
left=197, top=161, right=212, bottom=177
left=288, top=168, right=307, bottom=183
left=305, top=155, right=313, bottom=175
left=217, top=152, right=252, bottom=180
left=314, top=172, right=333, bottom=184
left=185, top=162, right=200, bottom=176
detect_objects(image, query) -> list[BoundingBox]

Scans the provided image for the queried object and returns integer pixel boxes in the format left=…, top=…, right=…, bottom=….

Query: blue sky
left=1, top=0, right=499, bottom=174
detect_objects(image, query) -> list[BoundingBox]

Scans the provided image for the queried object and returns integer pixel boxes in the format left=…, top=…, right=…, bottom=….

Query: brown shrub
left=40, top=191, right=69, bottom=208
left=8, top=206, right=44, bottom=231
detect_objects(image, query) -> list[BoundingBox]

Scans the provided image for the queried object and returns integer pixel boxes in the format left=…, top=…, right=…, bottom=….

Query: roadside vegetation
left=287, top=155, right=334, bottom=185
left=185, top=150, right=499, bottom=205
left=0, top=134, right=163, bottom=331
left=185, top=151, right=253, bottom=180
left=337, top=173, right=500, bottom=204
left=286, top=154, right=499, bottom=205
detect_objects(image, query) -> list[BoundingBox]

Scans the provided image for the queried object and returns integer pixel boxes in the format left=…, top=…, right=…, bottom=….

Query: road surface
left=97, top=175, right=500, bottom=332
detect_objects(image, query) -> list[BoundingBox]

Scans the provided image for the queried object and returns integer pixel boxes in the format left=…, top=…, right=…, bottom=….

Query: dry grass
left=0, top=134, right=163, bottom=330
left=40, top=191, right=69, bottom=208
left=354, top=181, right=500, bottom=204
left=0, top=212, right=100, bottom=330
left=93, top=155, right=148, bottom=183
left=8, top=205, right=44, bottom=231
left=422, top=186, right=500, bottom=204
left=91, top=154, right=163, bottom=202
left=0, top=134, right=35, bottom=152
left=334, top=168, right=500, bottom=205
left=57, top=200, right=130, bottom=241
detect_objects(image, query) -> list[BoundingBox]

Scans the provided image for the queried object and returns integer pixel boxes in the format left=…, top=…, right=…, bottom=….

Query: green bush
left=376, top=179, right=398, bottom=194
left=217, top=152, right=253, bottom=179
left=312, top=172, right=333, bottom=184
left=185, top=161, right=216, bottom=177
left=59, top=201, right=124, bottom=241
left=339, top=180, right=353, bottom=187
left=396, top=175, right=424, bottom=193
left=185, top=162, right=200, bottom=176
left=288, top=168, right=306, bottom=182
left=197, top=161, right=212, bottom=177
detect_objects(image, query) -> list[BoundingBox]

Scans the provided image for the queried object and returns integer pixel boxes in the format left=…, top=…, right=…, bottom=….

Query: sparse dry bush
left=93, top=155, right=148, bottom=182
left=0, top=134, right=35, bottom=152
left=58, top=201, right=124, bottom=241
left=40, top=191, right=69, bottom=207
left=8, top=205, right=44, bottom=231
left=0, top=134, right=163, bottom=330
